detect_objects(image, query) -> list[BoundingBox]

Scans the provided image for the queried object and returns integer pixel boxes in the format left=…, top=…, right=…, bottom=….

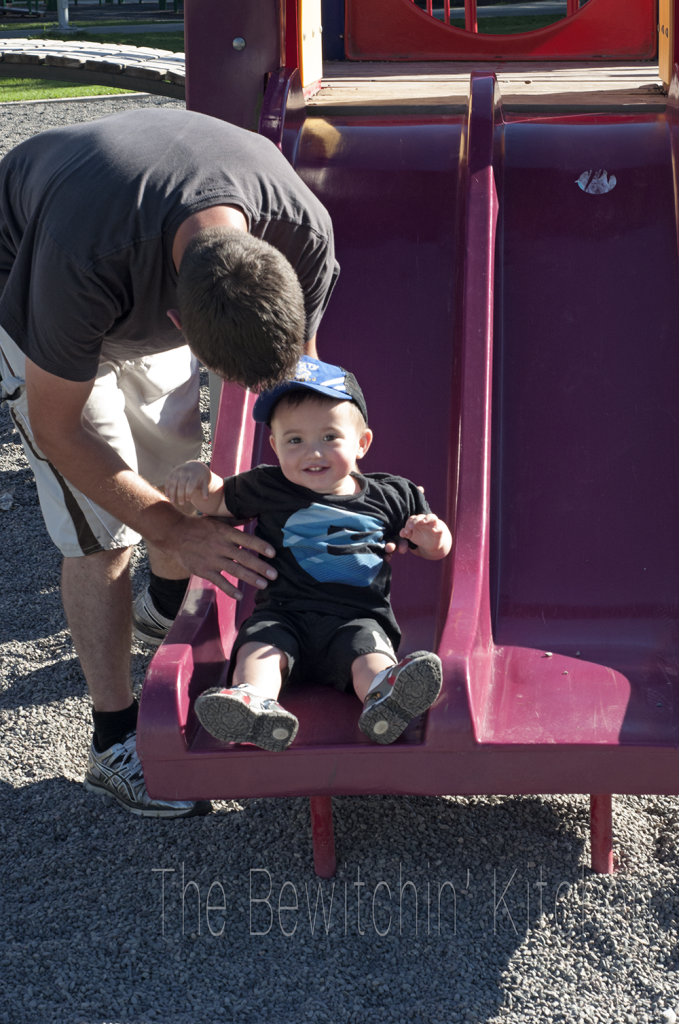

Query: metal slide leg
left=310, top=796, right=336, bottom=878
left=590, top=794, right=614, bottom=873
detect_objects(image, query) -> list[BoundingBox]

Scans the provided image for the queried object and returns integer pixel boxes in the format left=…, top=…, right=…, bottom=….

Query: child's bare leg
left=352, top=652, right=395, bottom=702
left=194, top=641, right=297, bottom=752
left=233, top=641, right=288, bottom=701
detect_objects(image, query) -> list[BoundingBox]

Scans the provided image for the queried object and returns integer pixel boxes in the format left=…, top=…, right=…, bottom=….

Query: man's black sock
left=92, top=699, right=139, bottom=753
left=148, top=572, right=190, bottom=619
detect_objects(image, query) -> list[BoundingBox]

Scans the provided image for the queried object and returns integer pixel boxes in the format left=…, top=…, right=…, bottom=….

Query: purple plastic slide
left=137, top=70, right=679, bottom=874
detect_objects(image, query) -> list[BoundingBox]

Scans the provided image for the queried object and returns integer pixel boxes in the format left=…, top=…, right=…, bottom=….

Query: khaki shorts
left=0, top=327, right=202, bottom=557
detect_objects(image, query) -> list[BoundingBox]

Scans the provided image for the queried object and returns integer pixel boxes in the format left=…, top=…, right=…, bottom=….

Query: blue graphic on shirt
left=282, top=504, right=385, bottom=586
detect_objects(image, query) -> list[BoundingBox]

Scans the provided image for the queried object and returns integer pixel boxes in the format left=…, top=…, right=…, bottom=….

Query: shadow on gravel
left=1, top=648, right=152, bottom=710
left=0, top=656, right=85, bottom=708
left=0, top=778, right=592, bottom=1024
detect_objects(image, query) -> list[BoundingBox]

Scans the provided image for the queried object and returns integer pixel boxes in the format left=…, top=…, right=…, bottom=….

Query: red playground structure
left=137, top=0, right=679, bottom=877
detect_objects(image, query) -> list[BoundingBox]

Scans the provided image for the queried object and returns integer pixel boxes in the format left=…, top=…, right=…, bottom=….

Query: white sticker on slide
left=575, top=170, right=617, bottom=194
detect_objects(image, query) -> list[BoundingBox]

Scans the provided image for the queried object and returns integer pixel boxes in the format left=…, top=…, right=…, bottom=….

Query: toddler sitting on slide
left=165, top=359, right=452, bottom=751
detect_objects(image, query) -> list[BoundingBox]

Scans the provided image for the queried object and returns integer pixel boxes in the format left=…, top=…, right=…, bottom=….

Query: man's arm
left=304, top=335, right=318, bottom=358
left=25, top=358, right=277, bottom=599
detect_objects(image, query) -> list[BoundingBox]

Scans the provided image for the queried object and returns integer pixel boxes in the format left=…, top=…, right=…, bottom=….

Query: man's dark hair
left=177, top=227, right=306, bottom=391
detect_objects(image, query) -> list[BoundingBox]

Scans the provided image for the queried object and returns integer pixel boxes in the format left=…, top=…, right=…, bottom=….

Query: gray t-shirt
left=0, top=108, right=338, bottom=382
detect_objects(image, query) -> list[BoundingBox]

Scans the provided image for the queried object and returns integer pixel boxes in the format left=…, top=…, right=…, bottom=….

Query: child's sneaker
left=358, top=651, right=442, bottom=745
left=195, top=686, right=299, bottom=752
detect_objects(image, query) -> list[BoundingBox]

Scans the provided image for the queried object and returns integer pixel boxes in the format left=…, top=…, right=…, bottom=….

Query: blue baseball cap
left=252, top=358, right=368, bottom=425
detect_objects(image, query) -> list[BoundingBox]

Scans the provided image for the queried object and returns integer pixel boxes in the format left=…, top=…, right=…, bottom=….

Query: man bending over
left=0, top=108, right=338, bottom=817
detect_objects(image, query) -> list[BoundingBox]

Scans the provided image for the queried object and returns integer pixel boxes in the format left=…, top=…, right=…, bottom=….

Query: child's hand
left=399, top=513, right=452, bottom=560
left=165, top=461, right=211, bottom=508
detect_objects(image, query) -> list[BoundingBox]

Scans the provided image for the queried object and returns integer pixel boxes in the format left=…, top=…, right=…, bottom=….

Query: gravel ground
left=2, top=95, right=679, bottom=1024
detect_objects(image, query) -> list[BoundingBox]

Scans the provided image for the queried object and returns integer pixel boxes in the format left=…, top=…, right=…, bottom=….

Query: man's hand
left=399, top=513, right=452, bottom=561
left=384, top=538, right=409, bottom=559
left=163, top=515, right=277, bottom=600
left=24, top=358, right=277, bottom=598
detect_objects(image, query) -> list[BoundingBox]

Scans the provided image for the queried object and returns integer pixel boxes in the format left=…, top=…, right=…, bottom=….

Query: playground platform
left=315, top=59, right=665, bottom=113
left=0, top=47, right=662, bottom=112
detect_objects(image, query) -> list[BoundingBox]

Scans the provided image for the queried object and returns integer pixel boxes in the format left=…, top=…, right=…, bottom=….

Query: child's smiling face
left=269, top=396, right=373, bottom=495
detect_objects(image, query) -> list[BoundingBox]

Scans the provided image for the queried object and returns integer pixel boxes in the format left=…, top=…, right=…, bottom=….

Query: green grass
left=449, top=14, right=564, bottom=34
left=0, top=17, right=183, bottom=30
left=0, top=29, right=184, bottom=102
left=0, top=75, right=134, bottom=100
left=67, top=18, right=184, bottom=27
left=42, top=28, right=184, bottom=50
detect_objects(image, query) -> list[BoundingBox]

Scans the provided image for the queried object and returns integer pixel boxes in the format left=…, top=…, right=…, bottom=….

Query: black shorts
left=228, top=609, right=397, bottom=693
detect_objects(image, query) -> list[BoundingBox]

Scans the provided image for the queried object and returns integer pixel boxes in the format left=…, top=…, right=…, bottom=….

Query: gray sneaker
left=358, top=651, right=442, bottom=745
left=85, top=732, right=211, bottom=818
left=132, top=586, right=174, bottom=647
left=195, top=686, right=299, bottom=752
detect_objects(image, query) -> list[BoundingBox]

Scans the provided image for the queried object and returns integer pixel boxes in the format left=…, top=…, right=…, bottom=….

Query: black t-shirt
left=222, top=465, right=431, bottom=647
left=0, top=108, right=339, bottom=382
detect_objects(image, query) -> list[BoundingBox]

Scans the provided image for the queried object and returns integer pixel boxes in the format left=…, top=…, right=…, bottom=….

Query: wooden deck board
left=310, top=60, right=665, bottom=114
